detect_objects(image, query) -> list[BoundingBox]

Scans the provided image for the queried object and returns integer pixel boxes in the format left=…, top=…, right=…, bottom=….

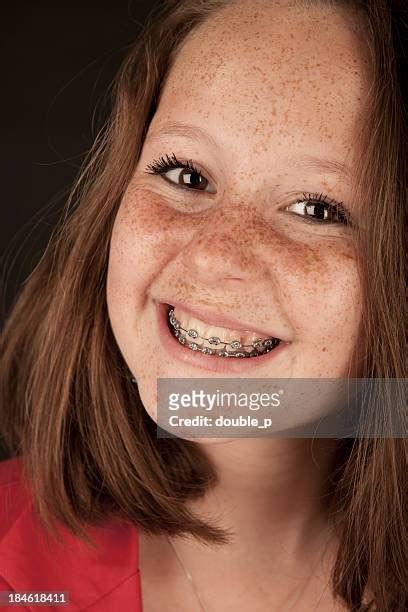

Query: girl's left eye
left=284, top=192, right=351, bottom=226
left=144, top=153, right=351, bottom=226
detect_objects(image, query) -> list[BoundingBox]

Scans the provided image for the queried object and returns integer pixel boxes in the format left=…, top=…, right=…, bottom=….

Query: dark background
left=0, top=0, right=161, bottom=460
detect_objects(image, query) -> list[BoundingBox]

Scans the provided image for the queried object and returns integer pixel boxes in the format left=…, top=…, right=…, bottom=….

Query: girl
left=0, top=0, right=406, bottom=610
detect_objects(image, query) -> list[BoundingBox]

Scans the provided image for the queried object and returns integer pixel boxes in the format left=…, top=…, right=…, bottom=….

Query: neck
left=185, top=438, right=339, bottom=563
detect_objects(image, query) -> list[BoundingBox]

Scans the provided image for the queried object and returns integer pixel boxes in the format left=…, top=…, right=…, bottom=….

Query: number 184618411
left=0, top=591, right=69, bottom=606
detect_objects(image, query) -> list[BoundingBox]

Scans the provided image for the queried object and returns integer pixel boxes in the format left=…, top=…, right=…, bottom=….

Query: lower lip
left=155, top=302, right=290, bottom=374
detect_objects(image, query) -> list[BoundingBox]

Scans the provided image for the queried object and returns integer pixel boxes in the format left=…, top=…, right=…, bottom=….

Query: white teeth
left=171, top=307, right=263, bottom=347
left=167, top=305, right=281, bottom=359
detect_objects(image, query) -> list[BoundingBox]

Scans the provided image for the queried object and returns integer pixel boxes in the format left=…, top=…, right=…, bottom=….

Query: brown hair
left=0, top=0, right=407, bottom=610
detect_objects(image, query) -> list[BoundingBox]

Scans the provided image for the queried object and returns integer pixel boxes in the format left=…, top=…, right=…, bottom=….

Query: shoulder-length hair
left=1, top=1, right=407, bottom=610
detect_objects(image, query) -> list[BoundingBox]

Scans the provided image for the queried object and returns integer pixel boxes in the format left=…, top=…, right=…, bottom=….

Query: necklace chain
left=167, top=537, right=208, bottom=612
left=166, top=536, right=328, bottom=612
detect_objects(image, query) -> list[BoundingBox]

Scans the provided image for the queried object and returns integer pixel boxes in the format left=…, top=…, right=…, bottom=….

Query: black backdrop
left=0, top=0, right=162, bottom=460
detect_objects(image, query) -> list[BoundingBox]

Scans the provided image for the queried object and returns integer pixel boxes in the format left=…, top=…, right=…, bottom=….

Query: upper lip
left=159, top=299, right=285, bottom=341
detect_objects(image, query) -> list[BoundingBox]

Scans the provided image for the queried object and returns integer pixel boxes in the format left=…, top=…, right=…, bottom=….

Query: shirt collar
left=0, top=463, right=141, bottom=610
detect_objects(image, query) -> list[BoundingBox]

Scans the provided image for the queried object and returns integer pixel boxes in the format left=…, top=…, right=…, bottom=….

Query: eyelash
left=144, top=152, right=351, bottom=226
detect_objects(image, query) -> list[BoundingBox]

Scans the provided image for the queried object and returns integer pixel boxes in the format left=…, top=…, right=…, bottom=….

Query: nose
left=177, top=203, right=271, bottom=286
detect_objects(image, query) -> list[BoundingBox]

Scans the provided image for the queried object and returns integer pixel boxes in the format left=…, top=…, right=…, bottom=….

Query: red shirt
left=0, top=456, right=143, bottom=611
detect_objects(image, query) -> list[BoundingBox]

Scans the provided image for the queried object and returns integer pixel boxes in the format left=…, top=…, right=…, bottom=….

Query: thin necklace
left=167, top=537, right=208, bottom=612
left=166, top=536, right=326, bottom=612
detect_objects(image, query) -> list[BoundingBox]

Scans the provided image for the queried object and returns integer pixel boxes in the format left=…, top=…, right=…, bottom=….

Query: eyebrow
left=145, top=121, right=351, bottom=179
left=145, top=122, right=219, bottom=150
left=293, top=154, right=351, bottom=179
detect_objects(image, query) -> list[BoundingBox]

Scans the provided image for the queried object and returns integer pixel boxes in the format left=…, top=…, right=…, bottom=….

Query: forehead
left=150, top=0, right=371, bottom=171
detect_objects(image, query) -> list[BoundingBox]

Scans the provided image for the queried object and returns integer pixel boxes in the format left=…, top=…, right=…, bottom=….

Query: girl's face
left=106, top=0, right=370, bottom=425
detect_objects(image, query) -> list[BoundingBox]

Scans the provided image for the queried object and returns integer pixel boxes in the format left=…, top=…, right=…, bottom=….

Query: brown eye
left=145, top=153, right=217, bottom=194
left=285, top=193, right=350, bottom=225
left=164, top=167, right=211, bottom=191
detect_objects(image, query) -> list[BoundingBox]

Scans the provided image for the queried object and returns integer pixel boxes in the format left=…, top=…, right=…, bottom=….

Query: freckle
left=322, top=347, right=327, bottom=352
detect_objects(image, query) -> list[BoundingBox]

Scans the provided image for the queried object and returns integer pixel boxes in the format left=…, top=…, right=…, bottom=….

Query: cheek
left=106, top=188, right=182, bottom=305
left=276, top=238, right=362, bottom=342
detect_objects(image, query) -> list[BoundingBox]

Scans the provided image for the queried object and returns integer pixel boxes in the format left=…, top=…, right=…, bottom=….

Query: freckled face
left=106, top=0, right=370, bottom=423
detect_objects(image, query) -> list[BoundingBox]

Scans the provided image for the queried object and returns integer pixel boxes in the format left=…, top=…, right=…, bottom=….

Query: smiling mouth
left=166, top=305, right=281, bottom=358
